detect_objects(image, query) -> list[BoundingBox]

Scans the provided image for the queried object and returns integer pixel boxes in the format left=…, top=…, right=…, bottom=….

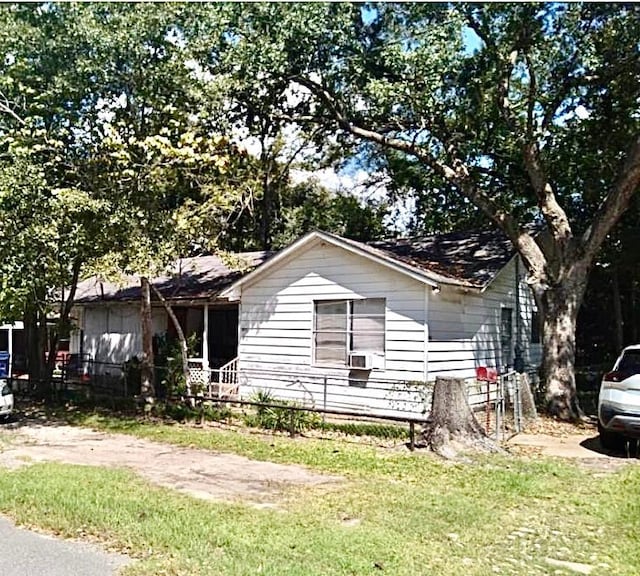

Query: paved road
left=0, top=517, right=129, bottom=576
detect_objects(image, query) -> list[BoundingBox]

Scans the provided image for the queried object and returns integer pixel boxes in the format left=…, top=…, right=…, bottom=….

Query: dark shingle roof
left=74, top=252, right=271, bottom=304
left=76, top=229, right=515, bottom=305
left=346, top=229, right=515, bottom=288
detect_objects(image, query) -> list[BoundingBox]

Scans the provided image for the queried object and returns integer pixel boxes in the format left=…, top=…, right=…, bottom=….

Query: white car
left=598, top=345, right=640, bottom=450
left=0, top=378, right=13, bottom=420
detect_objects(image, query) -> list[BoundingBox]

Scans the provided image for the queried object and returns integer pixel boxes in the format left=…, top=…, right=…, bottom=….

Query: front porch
left=165, top=303, right=238, bottom=373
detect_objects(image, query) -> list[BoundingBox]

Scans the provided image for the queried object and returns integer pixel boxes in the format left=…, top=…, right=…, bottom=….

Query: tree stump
left=519, top=372, right=538, bottom=423
left=421, top=376, right=500, bottom=458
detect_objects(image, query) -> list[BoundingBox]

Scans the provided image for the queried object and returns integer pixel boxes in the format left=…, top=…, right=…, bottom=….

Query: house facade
left=220, top=230, right=541, bottom=417
left=70, top=230, right=541, bottom=418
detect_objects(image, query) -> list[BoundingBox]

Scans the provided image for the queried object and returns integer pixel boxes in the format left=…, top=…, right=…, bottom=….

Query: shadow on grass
left=4, top=399, right=143, bottom=432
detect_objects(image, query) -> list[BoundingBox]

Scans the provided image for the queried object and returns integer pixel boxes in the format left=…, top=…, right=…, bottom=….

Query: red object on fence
left=476, top=366, right=499, bottom=433
left=55, top=351, right=71, bottom=365
left=476, top=366, right=498, bottom=383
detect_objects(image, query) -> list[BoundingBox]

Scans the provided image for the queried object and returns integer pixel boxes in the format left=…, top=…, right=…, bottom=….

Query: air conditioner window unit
left=349, top=352, right=374, bottom=370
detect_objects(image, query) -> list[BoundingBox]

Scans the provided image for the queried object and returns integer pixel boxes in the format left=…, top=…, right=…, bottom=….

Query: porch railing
left=186, top=356, right=239, bottom=400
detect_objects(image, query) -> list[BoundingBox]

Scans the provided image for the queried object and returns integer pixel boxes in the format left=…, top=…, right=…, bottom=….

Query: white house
left=220, top=230, right=541, bottom=417
left=70, top=229, right=541, bottom=418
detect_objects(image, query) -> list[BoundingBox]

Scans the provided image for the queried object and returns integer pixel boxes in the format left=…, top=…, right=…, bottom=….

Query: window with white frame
left=313, top=298, right=386, bottom=365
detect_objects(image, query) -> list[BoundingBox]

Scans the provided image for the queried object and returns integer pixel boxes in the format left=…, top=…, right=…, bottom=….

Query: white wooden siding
left=78, top=304, right=166, bottom=365
left=238, top=242, right=428, bottom=399
left=427, top=257, right=540, bottom=379
left=236, top=241, right=540, bottom=417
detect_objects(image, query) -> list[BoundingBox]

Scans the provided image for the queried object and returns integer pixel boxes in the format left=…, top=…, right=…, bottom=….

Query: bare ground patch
left=0, top=421, right=342, bottom=506
left=506, top=417, right=638, bottom=472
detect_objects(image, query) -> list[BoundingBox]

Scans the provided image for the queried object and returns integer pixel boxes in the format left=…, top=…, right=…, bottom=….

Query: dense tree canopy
left=0, top=3, right=638, bottom=416
left=205, top=2, right=640, bottom=417
left=0, top=3, right=384, bottom=387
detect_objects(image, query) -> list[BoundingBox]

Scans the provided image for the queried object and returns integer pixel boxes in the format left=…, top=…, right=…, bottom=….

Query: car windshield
left=617, top=349, right=640, bottom=374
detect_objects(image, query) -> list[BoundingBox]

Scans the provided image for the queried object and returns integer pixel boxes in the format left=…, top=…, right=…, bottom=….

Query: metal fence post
left=409, top=421, right=415, bottom=451
left=485, top=380, right=491, bottom=433
left=289, top=407, right=296, bottom=438
left=495, top=377, right=502, bottom=442
left=514, top=373, right=522, bottom=433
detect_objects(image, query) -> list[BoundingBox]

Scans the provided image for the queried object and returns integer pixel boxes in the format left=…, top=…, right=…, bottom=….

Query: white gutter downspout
left=423, top=285, right=430, bottom=383
left=236, top=291, right=243, bottom=367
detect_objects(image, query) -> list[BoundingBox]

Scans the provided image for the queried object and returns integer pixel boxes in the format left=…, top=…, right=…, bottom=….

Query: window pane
left=315, top=301, right=347, bottom=331
left=352, top=298, right=385, bottom=316
left=351, top=298, right=385, bottom=354
left=352, top=332, right=385, bottom=352
left=352, top=316, right=384, bottom=333
left=531, top=311, right=540, bottom=344
left=314, top=301, right=347, bottom=364
left=315, top=333, right=347, bottom=363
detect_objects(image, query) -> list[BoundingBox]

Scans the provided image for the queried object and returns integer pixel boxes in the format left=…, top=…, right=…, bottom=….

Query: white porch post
left=202, top=303, right=209, bottom=371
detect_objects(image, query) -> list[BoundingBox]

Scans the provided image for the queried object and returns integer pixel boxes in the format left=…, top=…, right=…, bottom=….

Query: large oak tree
left=209, top=2, right=640, bottom=418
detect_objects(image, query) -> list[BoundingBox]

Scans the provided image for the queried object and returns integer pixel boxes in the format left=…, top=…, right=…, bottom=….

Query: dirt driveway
left=0, top=416, right=634, bottom=508
left=0, top=420, right=341, bottom=506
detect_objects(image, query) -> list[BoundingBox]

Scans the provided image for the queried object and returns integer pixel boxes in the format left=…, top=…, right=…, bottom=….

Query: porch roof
left=74, top=252, right=271, bottom=304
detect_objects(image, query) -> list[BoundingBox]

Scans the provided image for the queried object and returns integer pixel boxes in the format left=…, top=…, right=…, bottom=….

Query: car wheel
left=598, top=421, right=624, bottom=452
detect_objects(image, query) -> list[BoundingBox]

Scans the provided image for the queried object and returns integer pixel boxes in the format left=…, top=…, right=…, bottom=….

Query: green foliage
left=154, top=333, right=199, bottom=399
left=244, top=389, right=321, bottom=433
left=157, top=400, right=232, bottom=424
left=206, top=3, right=640, bottom=413
left=271, top=181, right=389, bottom=249
left=161, top=401, right=195, bottom=423
left=122, top=357, right=142, bottom=397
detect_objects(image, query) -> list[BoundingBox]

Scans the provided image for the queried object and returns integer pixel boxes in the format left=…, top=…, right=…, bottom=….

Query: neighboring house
left=0, top=322, right=26, bottom=376
left=70, top=252, right=270, bottom=373
left=220, top=230, right=541, bottom=417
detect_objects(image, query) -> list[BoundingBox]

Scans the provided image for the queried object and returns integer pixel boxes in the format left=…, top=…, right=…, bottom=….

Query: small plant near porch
left=244, top=390, right=321, bottom=434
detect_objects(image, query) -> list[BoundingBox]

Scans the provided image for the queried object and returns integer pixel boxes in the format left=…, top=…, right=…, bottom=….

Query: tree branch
left=293, top=75, right=549, bottom=285
left=522, top=142, right=572, bottom=243
left=0, top=91, right=26, bottom=126
left=582, top=134, right=640, bottom=263
left=524, top=53, right=537, bottom=140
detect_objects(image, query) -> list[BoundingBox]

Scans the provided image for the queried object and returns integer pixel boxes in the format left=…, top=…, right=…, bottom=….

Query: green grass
left=0, top=411, right=638, bottom=575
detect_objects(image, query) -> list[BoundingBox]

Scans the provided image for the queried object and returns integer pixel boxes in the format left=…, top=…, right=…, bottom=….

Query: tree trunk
left=140, top=276, right=155, bottom=400
left=25, top=307, right=47, bottom=397
left=420, top=376, right=499, bottom=457
left=611, top=268, right=624, bottom=352
left=149, top=283, right=190, bottom=399
left=538, top=269, right=588, bottom=420
left=44, top=259, right=83, bottom=386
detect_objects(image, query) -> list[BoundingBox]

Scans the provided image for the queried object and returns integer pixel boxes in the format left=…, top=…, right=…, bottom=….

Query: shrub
left=245, top=390, right=320, bottom=434
left=200, top=401, right=233, bottom=423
